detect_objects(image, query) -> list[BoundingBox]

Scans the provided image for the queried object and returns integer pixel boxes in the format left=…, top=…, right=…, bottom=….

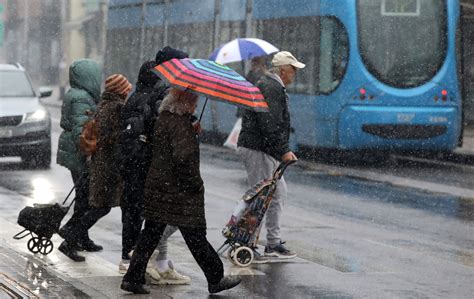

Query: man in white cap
left=237, top=51, right=305, bottom=260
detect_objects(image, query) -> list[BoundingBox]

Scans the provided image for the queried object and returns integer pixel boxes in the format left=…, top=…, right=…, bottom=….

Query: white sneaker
left=154, top=260, right=191, bottom=285
left=146, top=250, right=161, bottom=282
left=119, top=259, right=130, bottom=274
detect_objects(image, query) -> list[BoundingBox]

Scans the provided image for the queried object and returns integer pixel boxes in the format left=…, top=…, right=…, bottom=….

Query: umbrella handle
left=199, top=98, right=209, bottom=122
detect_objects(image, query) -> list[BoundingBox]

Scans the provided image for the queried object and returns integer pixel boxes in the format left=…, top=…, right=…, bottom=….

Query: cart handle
left=61, top=172, right=89, bottom=207
left=273, top=160, right=297, bottom=180
left=13, top=229, right=31, bottom=240
left=62, top=185, right=76, bottom=207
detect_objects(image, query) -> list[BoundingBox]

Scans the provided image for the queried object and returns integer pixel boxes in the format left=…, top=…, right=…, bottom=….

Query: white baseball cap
left=271, top=51, right=306, bottom=69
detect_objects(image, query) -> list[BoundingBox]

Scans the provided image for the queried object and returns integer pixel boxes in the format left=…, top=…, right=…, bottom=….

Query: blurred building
left=3, top=0, right=61, bottom=84
left=2, top=0, right=108, bottom=87
left=62, top=0, right=108, bottom=71
left=59, top=0, right=108, bottom=96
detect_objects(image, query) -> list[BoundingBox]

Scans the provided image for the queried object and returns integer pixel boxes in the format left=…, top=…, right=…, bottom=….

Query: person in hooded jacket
left=56, top=59, right=105, bottom=262
left=89, top=74, right=132, bottom=213
left=119, top=47, right=191, bottom=285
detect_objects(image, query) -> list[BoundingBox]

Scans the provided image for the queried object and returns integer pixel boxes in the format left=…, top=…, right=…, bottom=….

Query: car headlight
left=24, top=109, right=48, bottom=123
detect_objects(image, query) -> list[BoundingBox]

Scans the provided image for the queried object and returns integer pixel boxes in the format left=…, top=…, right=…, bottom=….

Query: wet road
left=0, top=104, right=473, bottom=298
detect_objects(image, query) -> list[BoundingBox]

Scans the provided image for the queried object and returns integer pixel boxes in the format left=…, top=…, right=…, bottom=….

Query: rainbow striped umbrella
left=153, top=58, right=268, bottom=112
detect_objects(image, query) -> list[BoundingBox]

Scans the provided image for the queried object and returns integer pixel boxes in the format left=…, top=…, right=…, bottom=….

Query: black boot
left=120, top=281, right=150, bottom=294
left=58, top=241, right=85, bottom=262
left=77, top=239, right=103, bottom=252
left=208, top=276, right=241, bottom=294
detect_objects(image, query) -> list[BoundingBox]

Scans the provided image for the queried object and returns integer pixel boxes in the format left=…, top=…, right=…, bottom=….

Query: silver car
left=0, top=63, right=53, bottom=168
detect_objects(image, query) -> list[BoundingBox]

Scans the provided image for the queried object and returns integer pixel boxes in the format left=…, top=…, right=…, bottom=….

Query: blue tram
left=107, top=0, right=462, bottom=152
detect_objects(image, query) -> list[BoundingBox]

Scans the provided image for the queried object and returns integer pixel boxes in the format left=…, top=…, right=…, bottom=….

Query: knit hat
left=155, top=46, right=189, bottom=65
left=105, top=74, right=132, bottom=95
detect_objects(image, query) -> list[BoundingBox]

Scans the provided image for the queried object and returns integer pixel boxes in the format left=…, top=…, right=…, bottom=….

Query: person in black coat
left=119, top=47, right=191, bottom=284
left=119, top=61, right=156, bottom=267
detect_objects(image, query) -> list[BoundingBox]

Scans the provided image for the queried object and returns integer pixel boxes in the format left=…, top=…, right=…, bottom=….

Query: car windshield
left=357, top=0, right=447, bottom=88
left=0, top=71, right=35, bottom=97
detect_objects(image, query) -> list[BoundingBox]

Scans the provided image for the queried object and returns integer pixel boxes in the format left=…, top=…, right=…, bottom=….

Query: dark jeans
left=123, top=220, right=223, bottom=285
left=120, top=165, right=147, bottom=259
left=60, top=171, right=110, bottom=245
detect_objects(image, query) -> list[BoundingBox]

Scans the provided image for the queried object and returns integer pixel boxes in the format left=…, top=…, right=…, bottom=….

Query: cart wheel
left=38, top=238, right=53, bottom=255
left=232, top=246, right=254, bottom=267
left=27, top=237, right=41, bottom=254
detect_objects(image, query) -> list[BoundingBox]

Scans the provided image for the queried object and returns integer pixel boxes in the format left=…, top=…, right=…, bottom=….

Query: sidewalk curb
left=297, top=160, right=474, bottom=200
left=201, top=144, right=474, bottom=200
left=0, top=237, right=99, bottom=298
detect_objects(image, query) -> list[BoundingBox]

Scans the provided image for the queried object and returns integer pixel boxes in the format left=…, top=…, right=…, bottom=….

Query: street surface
left=0, top=102, right=473, bottom=298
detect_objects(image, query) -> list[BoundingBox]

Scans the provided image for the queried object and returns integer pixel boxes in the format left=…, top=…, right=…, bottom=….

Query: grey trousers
left=238, top=147, right=287, bottom=246
left=155, top=225, right=178, bottom=261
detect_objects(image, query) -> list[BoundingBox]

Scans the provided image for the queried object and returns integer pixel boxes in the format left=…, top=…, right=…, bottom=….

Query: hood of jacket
left=136, top=61, right=159, bottom=90
left=69, top=59, right=101, bottom=102
left=155, top=46, right=189, bottom=65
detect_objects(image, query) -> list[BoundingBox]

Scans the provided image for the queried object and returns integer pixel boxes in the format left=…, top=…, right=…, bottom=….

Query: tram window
left=358, top=0, right=447, bottom=88
left=106, top=28, right=141, bottom=81
left=256, top=16, right=348, bottom=95
left=143, top=27, right=165, bottom=61
left=219, top=20, right=247, bottom=74
left=168, top=22, right=214, bottom=59
left=256, top=16, right=319, bottom=94
left=319, top=18, right=349, bottom=94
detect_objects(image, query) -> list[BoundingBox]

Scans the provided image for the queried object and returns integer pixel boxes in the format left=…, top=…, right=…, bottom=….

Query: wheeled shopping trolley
left=13, top=186, right=75, bottom=255
left=217, top=160, right=296, bottom=267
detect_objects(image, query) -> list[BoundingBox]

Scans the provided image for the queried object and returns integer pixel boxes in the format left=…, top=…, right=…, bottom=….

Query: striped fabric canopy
left=209, top=38, right=279, bottom=64
left=153, top=58, right=268, bottom=112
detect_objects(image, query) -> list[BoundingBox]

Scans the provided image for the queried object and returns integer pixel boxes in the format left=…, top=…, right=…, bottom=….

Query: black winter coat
left=145, top=80, right=169, bottom=137
left=119, top=75, right=168, bottom=169
left=143, top=111, right=206, bottom=228
left=238, top=73, right=291, bottom=160
left=119, top=84, right=154, bottom=169
left=89, top=92, right=124, bottom=208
